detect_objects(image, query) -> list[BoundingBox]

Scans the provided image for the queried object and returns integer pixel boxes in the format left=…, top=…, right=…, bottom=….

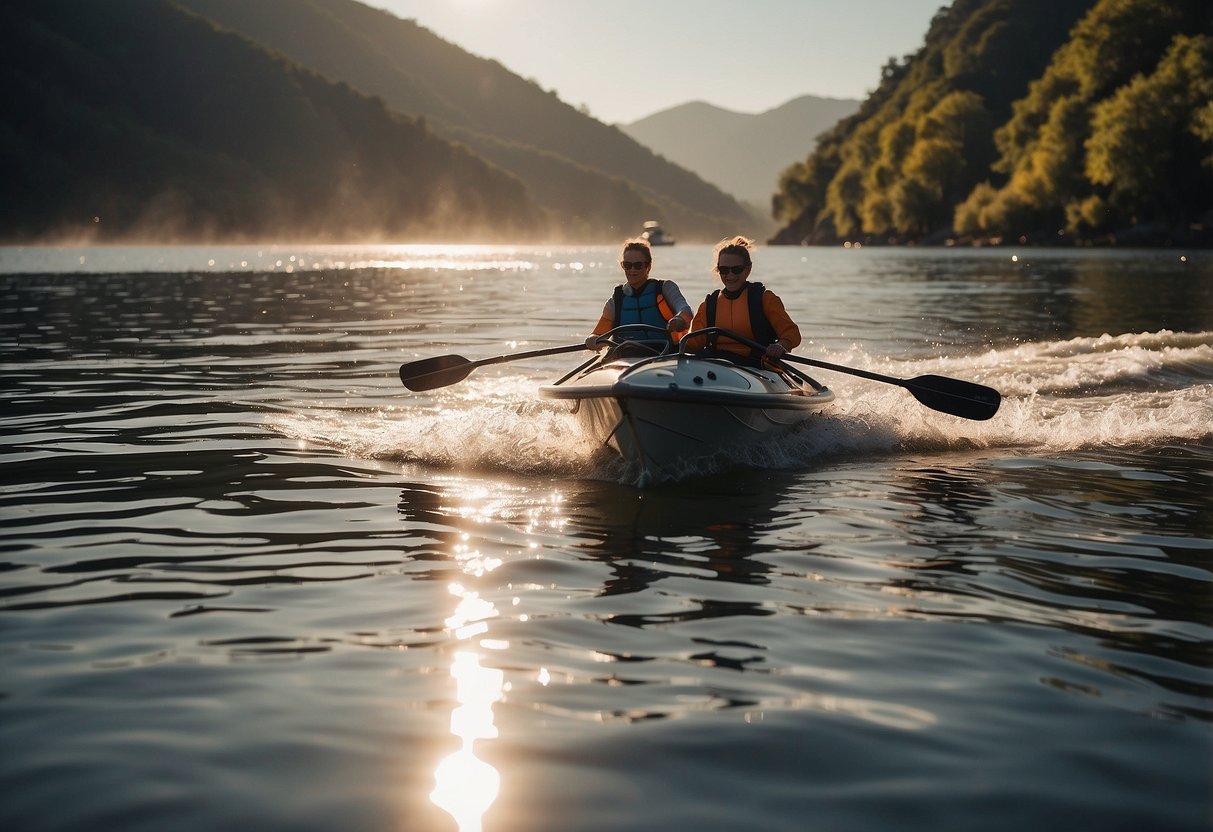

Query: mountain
left=770, top=0, right=1213, bottom=246
left=174, top=0, right=756, bottom=242
left=0, top=0, right=757, bottom=244
left=621, top=96, right=860, bottom=209
left=0, top=0, right=546, bottom=243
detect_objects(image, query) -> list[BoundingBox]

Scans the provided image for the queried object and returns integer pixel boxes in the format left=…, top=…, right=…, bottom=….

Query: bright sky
left=363, top=0, right=948, bottom=124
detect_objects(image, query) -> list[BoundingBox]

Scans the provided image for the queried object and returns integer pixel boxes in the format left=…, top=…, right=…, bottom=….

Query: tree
left=1085, top=34, right=1213, bottom=225
left=976, top=0, right=1212, bottom=235
left=769, top=0, right=1097, bottom=243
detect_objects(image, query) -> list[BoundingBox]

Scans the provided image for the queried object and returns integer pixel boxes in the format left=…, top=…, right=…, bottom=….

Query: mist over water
left=2, top=244, right=1210, bottom=832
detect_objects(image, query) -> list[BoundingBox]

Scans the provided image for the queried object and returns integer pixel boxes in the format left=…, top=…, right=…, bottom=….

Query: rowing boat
left=397, top=325, right=1000, bottom=481
left=537, top=325, right=834, bottom=476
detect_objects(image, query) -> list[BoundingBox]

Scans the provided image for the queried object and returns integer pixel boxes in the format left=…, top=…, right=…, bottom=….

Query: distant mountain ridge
left=175, top=0, right=756, bottom=242
left=621, top=95, right=861, bottom=208
left=0, top=0, right=545, bottom=243
left=1, top=0, right=759, bottom=243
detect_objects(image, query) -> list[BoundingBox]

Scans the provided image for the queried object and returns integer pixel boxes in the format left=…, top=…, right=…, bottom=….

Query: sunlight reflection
left=432, top=749, right=499, bottom=832
left=449, top=652, right=504, bottom=742
left=343, top=243, right=537, bottom=272
left=431, top=529, right=505, bottom=830
left=430, top=652, right=504, bottom=832
left=432, top=591, right=505, bottom=830
left=428, top=480, right=572, bottom=831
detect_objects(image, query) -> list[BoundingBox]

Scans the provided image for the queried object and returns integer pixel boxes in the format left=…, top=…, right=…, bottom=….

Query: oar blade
left=399, top=355, right=473, bottom=391
left=905, top=374, right=1001, bottom=421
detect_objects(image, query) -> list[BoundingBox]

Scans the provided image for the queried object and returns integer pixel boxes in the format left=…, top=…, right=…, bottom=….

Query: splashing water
left=271, top=330, right=1213, bottom=483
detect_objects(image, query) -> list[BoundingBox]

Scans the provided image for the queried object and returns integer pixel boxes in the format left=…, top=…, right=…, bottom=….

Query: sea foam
left=271, top=330, right=1213, bottom=481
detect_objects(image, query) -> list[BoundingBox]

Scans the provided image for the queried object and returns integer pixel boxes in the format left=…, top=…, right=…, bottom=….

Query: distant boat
left=640, top=220, right=675, bottom=246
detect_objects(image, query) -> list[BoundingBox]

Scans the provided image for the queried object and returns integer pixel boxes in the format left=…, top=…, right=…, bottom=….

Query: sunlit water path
left=1, top=244, right=1210, bottom=831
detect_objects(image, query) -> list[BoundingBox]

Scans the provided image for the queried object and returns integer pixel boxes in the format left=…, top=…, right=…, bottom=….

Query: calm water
left=1, top=244, right=1211, bottom=832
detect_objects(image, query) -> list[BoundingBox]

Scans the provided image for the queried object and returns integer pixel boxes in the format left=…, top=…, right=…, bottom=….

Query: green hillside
left=174, top=0, right=755, bottom=241
left=0, top=0, right=547, bottom=243
left=771, top=0, right=1213, bottom=246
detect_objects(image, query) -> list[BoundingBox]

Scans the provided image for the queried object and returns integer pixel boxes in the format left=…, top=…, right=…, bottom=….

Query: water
left=1, top=244, right=1210, bottom=832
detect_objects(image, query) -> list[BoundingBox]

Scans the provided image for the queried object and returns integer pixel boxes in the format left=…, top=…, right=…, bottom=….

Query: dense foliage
left=772, top=0, right=1213, bottom=245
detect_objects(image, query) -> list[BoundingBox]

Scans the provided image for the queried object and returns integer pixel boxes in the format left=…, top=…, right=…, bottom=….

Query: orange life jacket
left=704, top=282, right=776, bottom=358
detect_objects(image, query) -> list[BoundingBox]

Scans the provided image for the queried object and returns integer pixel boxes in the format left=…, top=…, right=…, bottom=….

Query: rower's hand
left=667, top=317, right=689, bottom=333
left=585, top=335, right=602, bottom=350
left=765, top=343, right=786, bottom=359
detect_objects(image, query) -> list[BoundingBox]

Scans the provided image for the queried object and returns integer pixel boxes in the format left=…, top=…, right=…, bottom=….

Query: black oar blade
left=904, top=374, right=1001, bottom=421
left=399, top=355, right=473, bottom=391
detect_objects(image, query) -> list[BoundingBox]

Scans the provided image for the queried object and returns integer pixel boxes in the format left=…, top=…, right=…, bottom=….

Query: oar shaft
left=464, top=343, right=589, bottom=371
left=399, top=343, right=589, bottom=391
left=772, top=354, right=999, bottom=421
left=784, top=355, right=904, bottom=388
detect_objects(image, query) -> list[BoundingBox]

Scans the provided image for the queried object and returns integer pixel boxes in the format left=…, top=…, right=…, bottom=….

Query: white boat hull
left=540, top=354, right=834, bottom=475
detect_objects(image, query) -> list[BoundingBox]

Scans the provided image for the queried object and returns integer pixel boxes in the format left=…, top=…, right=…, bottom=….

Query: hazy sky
left=363, top=0, right=948, bottom=124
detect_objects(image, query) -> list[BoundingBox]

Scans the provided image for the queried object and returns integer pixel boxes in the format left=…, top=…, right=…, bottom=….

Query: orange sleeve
left=591, top=309, right=613, bottom=336
left=682, top=300, right=710, bottom=351
left=762, top=291, right=802, bottom=350
left=589, top=295, right=617, bottom=336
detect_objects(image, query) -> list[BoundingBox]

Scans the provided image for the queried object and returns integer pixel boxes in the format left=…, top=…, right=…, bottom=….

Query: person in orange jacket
left=683, top=236, right=801, bottom=365
left=586, top=239, right=692, bottom=349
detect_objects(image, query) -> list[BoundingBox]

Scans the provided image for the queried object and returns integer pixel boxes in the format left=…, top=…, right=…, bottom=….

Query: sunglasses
left=715, top=264, right=747, bottom=275
left=620, top=260, right=650, bottom=270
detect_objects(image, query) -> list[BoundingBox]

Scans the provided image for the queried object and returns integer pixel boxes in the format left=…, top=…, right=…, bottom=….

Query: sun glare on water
left=325, top=243, right=537, bottom=272
left=427, top=483, right=567, bottom=831
left=430, top=650, right=504, bottom=832
left=419, top=482, right=574, bottom=829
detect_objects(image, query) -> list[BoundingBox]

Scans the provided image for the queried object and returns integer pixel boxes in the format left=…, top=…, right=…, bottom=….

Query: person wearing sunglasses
left=585, top=238, right=692, bottom=350
left=683, top=235, right=801, bottom=366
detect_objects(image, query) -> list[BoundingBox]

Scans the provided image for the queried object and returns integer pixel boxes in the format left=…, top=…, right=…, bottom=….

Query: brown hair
left=713, top=235, right=754, bottom=268
left=621, top=238, right=652, bottom=263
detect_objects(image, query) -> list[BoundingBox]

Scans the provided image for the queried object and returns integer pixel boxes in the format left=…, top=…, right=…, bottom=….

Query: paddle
left=779, top=354, right=1001, bottom=421
left=399, top=343, right=590, bottom=391
left=684, top=327, right=1001, bottom=421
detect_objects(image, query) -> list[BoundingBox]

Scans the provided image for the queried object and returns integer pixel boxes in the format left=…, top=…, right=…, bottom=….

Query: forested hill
left=771, top=0, right=1213, bottom=246
left=1, top=0, right=545, bottom=243
left=1, top=0, right=752, bottom=244
left=175, top=0, right=752, bottom=242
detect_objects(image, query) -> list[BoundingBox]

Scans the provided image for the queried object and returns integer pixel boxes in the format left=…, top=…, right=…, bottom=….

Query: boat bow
left=539, top=326, right=834, bottom=476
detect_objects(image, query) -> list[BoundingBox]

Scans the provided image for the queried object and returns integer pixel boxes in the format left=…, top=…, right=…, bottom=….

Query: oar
left=779, top=354, right=1001, bottom=421
left=684, top=327, right=1000, bottom=421
left=399, top=343, right=590, bottom=391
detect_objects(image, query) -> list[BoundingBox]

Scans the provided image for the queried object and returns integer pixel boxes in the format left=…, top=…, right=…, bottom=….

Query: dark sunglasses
left=620, top=260, right=650, bottom=270
left=716, top=264, right=747, bottom=275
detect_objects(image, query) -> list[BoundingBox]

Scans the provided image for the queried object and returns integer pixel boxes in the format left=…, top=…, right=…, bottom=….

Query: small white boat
left=399, top=327, right=999, bottom=482
left=640, top=220, right=675, bottom=246
left=539, top=326, right=834, bottom=477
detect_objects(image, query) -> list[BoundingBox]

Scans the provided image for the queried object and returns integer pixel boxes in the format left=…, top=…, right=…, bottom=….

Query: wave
left=813, top=330, right=1213, bottom=454
left=270, top=330, right=1213, bottom=481
left=966, top=330, right=1213, bottom=397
